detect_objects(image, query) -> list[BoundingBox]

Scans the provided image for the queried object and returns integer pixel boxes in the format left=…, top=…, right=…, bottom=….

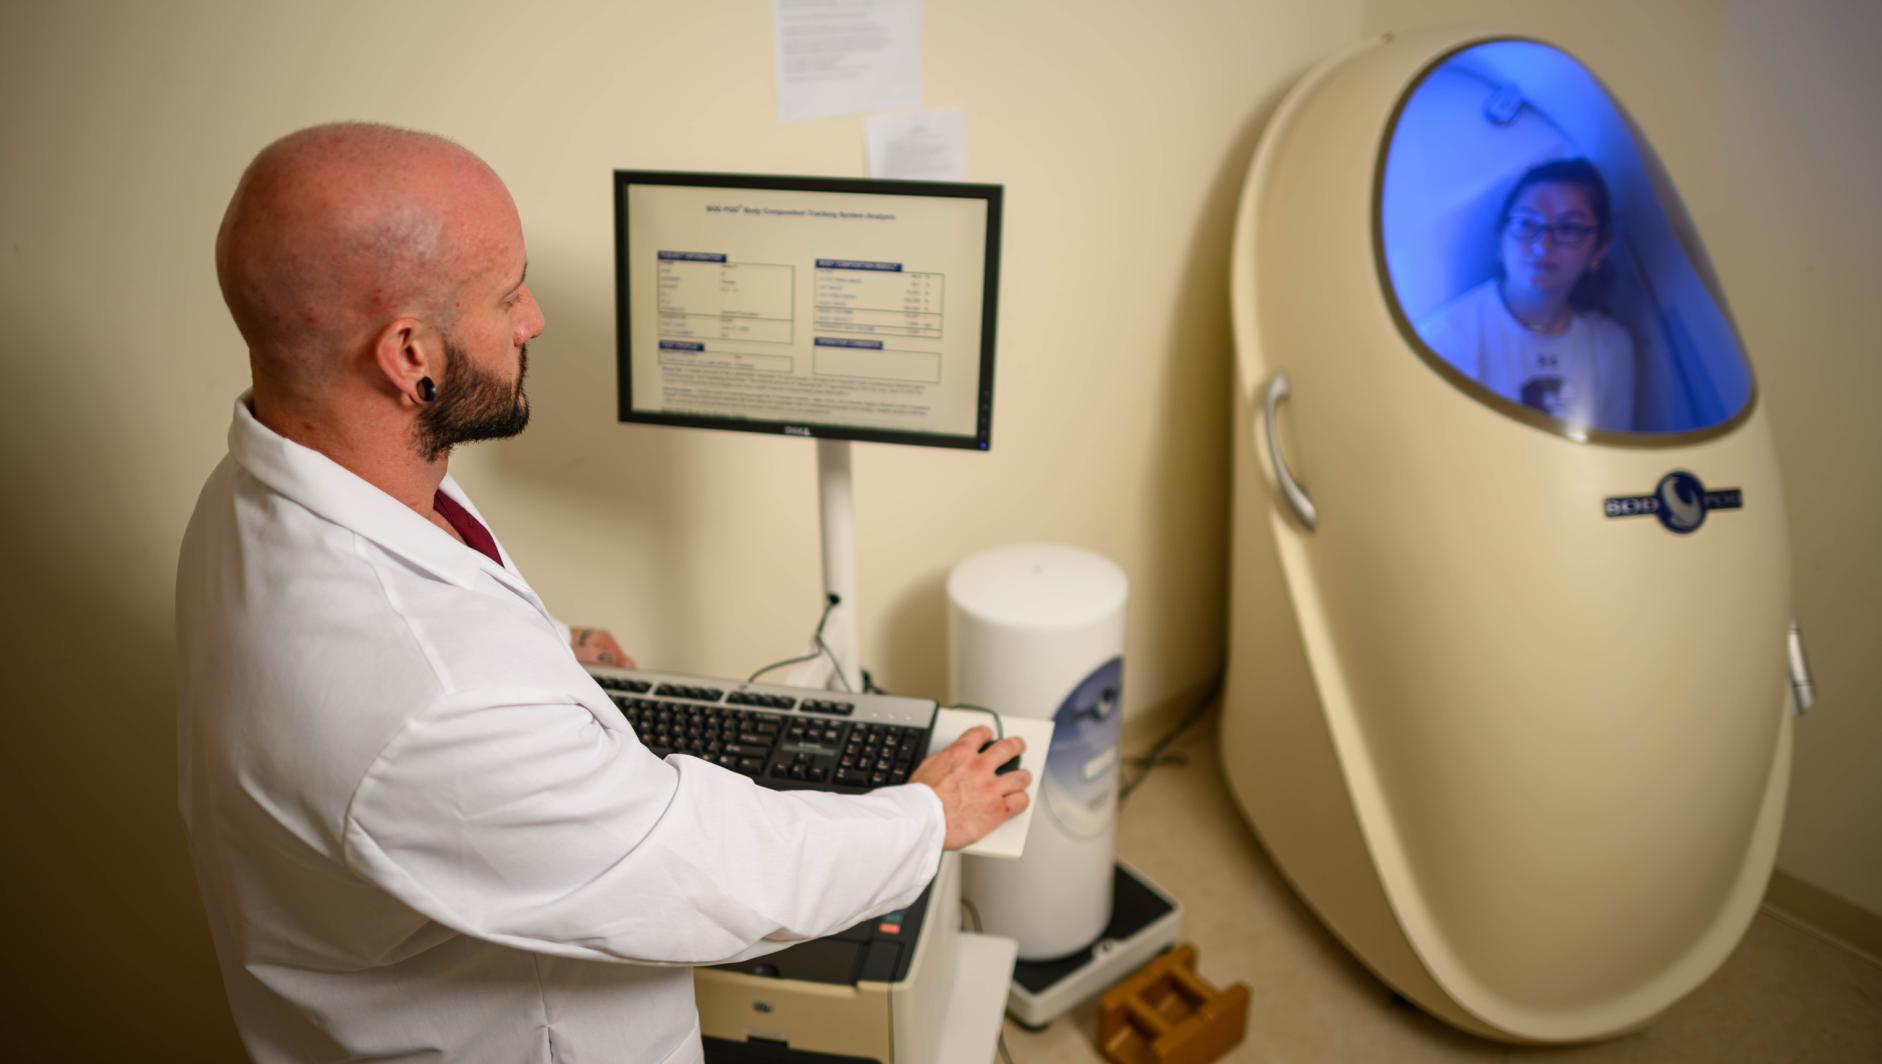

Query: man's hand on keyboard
left=570, top=627, right=636, bottom=669
left=908, top=726, right=1031, bottom=851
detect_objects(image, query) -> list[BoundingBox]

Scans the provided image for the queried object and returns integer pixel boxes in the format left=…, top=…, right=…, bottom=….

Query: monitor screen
left=613, top=171, right=1002, bottom=450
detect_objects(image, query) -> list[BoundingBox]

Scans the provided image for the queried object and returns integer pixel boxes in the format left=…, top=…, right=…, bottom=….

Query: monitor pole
left=812, top=438, right=863, bottom=692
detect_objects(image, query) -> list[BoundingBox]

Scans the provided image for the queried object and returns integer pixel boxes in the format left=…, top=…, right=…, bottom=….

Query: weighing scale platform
left=1005, top=862, right=1183, bottom=1029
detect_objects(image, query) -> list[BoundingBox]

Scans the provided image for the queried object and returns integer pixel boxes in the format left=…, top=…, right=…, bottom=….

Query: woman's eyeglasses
left=1505, top=216, right=1599, bottom=248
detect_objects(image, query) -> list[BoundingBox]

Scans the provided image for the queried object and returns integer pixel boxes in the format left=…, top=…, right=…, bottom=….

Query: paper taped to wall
left=867, top=107, right=966, bottom=180
left=774, top=0, right=921, bottom=122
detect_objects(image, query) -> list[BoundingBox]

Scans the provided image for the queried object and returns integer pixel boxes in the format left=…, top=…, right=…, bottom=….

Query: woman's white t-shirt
left=1417, top=280, right=1636, bottom=431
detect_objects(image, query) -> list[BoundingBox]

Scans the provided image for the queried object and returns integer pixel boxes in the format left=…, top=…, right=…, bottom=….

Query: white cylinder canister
left=948, top=544, right=1127, bottom=961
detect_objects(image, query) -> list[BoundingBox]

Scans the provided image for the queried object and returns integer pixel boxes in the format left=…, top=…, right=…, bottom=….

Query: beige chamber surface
left=1220, top=28, right=1794, bottom=1042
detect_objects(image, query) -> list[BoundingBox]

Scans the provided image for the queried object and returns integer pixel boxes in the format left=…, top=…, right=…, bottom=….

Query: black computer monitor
left=613, top=171, right=1002, bottom=450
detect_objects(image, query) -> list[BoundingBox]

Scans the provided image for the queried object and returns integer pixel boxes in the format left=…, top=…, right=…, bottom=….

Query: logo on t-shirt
left=1520, top=375, right=1568, bottom=415
left=1603, top=471, right=1744, bottom=534
left=1518, top=349, right=1581, bottom=417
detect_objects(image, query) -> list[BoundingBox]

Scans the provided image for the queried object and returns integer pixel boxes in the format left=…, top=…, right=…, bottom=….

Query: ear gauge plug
left=418, top=377, right=437, bottom=403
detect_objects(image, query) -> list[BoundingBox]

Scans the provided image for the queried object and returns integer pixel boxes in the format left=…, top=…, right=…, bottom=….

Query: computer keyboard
left=585, top=666, right=937, bottom=795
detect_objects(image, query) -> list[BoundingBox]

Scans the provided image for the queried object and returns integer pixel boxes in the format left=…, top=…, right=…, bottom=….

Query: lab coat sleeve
left=341, top=688, right=946, bottom=966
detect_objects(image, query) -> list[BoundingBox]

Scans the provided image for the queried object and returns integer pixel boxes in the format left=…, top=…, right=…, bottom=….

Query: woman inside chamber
left=1418, top=157, right=1636, bottom=431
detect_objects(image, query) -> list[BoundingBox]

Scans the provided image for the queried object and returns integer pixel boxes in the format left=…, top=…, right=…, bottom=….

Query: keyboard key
left=802, top=700, right=855, bottom=717
left=728, top=691, right=797, bottom=710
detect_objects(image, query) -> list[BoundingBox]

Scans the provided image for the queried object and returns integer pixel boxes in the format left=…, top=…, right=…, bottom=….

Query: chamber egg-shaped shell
left=1220, top=30, right=1794, bottom=1043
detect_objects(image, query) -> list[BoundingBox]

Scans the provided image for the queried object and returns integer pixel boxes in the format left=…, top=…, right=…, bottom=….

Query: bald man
left=176, top=123, right=1028, bottom=1064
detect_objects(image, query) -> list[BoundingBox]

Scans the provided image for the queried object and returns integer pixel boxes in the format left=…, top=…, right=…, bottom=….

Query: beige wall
left=0, top=1, right=1352, bottom=1055
left=1357, top=0, right=1882, bottom=925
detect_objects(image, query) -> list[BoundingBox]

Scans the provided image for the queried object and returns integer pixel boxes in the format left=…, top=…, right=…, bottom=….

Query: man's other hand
left=908, top=726, right=1030, bottom=851
left=570, top=627, right=636, bottom=669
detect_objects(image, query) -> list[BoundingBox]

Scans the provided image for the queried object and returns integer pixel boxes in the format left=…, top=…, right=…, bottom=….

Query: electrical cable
left=815, top=629, right=853, bottom=692
left=942, top=703, right=1005, bottom=741
left=1117, top=664, right=1225, bottom=805
left=747, top=593, right=843, bottom=684
left=744, top=645, right=822, bottom=683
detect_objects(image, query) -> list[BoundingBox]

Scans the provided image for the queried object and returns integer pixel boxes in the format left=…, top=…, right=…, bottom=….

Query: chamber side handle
left=1788, top=618, right=1814, bottom=715
left=1262, top=370, right=1318, bottom=531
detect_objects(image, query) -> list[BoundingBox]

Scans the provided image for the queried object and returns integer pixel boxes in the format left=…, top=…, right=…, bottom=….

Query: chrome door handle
left=1263, top=370, right=1317, bottom=531
left=1788, top=619, right=1814, bottom=715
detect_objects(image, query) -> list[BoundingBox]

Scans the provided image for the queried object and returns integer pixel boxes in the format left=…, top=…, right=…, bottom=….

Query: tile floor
left=993, top=724, right=1882, bottom=1063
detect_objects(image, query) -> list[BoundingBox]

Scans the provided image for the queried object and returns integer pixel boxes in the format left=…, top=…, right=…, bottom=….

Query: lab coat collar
left=227, top=393, right=533, bottom=598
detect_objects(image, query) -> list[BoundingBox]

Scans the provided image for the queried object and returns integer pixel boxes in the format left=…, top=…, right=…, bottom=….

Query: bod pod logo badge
left=1604, top=471, right=1743, bottom=534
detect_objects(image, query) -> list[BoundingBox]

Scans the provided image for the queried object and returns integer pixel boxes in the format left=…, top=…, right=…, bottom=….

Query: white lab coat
left=176, top=396, right=945, bottom=1063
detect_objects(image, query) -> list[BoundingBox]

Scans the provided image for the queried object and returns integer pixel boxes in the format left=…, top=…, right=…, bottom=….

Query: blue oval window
left=1380, top=40, right=1753, bottom=438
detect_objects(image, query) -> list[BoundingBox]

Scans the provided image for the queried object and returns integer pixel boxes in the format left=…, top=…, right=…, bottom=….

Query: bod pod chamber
left=1220, top=31, right=1804, bottom=1043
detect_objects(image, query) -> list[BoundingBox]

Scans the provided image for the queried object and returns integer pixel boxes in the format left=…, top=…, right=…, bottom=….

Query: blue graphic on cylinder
left=1045, top=657, right=1124, bottom=839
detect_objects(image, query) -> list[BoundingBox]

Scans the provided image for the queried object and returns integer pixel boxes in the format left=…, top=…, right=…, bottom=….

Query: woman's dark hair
left=1498, top=157, right=1614, bottom=311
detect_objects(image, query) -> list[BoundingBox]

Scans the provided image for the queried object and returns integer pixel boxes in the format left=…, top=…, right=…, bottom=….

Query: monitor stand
left=781, top=438, right=863, bottom=693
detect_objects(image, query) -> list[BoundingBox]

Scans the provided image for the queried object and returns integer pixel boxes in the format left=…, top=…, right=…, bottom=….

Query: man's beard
left=415, top=340, right=530, bottom=462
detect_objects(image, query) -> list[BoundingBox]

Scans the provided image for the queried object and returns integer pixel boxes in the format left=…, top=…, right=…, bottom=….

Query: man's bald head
left=216, top=123, right=516, bottom=391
